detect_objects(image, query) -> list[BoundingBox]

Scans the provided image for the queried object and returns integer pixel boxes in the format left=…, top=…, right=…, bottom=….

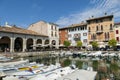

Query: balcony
left=110, top=28, right=113, bottom=31
left=89, top=39, right=98, bottom=42
left=88, top=31, right=91, bottom=34
left=96, top=30, right=103, bottom=34
left=104, top=38, right=109, bottom=42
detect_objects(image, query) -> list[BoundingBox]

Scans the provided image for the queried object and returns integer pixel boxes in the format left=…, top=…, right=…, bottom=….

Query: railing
left=110, top=28, right=113, bottom=31
left=104, top=38, right=109, bottom=41
left=96, top=30, right=103, bottom=34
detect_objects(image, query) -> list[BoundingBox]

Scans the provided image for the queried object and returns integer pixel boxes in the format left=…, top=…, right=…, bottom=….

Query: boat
left=0, top=56, right=13, bottom=62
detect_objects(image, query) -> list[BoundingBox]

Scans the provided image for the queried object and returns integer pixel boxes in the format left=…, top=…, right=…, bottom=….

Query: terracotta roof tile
left=86, top=15, right=113, bottom=21
left=59, top=23, right=87, bottom=30
left=0, top=26, right=48, bottom=37
left=115, top=22, right=120, bottom=25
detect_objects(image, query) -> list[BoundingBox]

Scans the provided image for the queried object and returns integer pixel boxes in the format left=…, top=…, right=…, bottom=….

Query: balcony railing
left=110, top=28, right=113, bottom=31
left=104, top=38, right=109, bottom=41
left=89, top=39, right=98, bottom=42
left=96, top=30, right=103, bottom=34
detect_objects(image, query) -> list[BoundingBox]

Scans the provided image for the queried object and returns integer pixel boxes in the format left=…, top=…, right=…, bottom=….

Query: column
left=42, top=39, right=45, bottom=46
left=56, top=39, right=59, bottom=49
left=10, top=37, right=14, bottom=52
left=23, top=38, right=26, bottom=52
left=33, top=39, right=36, bottom=50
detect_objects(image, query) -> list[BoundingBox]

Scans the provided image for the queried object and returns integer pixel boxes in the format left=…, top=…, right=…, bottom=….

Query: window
left=105, top=32, right=109, bottom=39
left=116, top=37, right=119, bottom=42
left=83, top=33, right=87, bottom=36
left=116, top=30, right=119, bottom=34
left=82, top=26, right=84, bottom=30
left=55, top=32, right=57, bottom=37
left=89, top=27, right=91, bottom=32
left=100, top=19, right=103, bottom=22
left=51, top=31, right=53, bottom=37
left=96, top=20, right=98, bottom=23
left=91, top=35, right=93, bottom=40
left=101, top=25, right=103, bottom=30
left=83, top=39, right=87, bottom=43
left=110, top=24, right=113, bottom=30
left=105, top=32, right=107, bottom=39
left=74, top=28, right=76, bottom=31
left=109, top=18, right=112, bottom=21
left=51, top=25, right=53, bottom=30
left=91, top=34, right=96, bottom=40
left=84, top=26, right=87, bottom=30
left=72, top=28, right=74, bottom=31
left=69, top=29, right=71, bottom=32
left=93, top=34, right=96, bottom=39
left=107, top=32, right=109, bottom=39
left=96, top=26, right=98, bottom=31
left=74, top=33, right=81, bottom=41
left=55, top=26, right=57, bottom=30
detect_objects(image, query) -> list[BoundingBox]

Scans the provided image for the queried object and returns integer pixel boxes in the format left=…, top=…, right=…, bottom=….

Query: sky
left=0, top=0, right=120, bottom=28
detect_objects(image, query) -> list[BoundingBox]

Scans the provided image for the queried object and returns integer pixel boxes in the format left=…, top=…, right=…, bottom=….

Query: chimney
left=91, top=15, right=94, bottom=18
left=5, top=22, right=12, bottom=27
left=104, top=12, right=107, bottom=15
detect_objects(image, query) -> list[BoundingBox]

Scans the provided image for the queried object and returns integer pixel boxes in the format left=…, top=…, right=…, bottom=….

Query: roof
left=29, top=20, right=59, bottom=27
left=86, top=15, right=113, bottom=21
left=0, top=26, right=48, bottom=37
left=59, top=23, right=87, bottom=30
left=49, top=22, right=59, bottom=26
left=114, top=22, right=120, bottom=25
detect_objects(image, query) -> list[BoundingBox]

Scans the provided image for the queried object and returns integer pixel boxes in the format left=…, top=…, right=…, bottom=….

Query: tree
left=108, top=39, right=117, bottom=49
left=77, top=41, right=82, bottom=47
left=110, top=62, right=119, bottom=74
left=63, top=40, right=71, bottom=47
left=62, top=59, right=71, bottom=67
left=91, top=41, right=98, bottom=50
left=92, top=60, right=99, bottom=71
left=75, top=60, right=83, bottom=69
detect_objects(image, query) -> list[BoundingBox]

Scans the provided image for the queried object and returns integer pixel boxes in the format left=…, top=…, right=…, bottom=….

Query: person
left=28, top=67, right=34, bottom=74
left=7, top=48, right=9, bottom=52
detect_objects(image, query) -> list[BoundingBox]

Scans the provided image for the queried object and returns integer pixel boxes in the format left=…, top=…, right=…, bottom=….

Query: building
left=28, top=21, right=59, bottom=48
left=114, top=22, right=120, bottom=43
left=67, top=23, right=88, bottom=47
left=59, top=23, right=88, bottom=47
left=0, top=23, right=48, bottom=52
left=87, top=15, right=115, bottom=48
left=59, top=27, right=68, bottom=46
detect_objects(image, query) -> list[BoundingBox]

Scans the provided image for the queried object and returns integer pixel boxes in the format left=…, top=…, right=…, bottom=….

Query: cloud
left=56, top=0, right=120, bottom=27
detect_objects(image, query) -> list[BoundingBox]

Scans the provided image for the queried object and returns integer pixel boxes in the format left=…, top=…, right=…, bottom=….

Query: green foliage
left=108, top=39, right=117, bottom=48
left=77, top=41, right=82, bottom=47
left=63, top=40, right=71, bottom=47
left=92, top=60, right=99, bottom=71
left=110, top=62, right=119, bottom=73
left=62, top=59, right=71, bottom=67
left=91, top=41, right=98, bottom=50
left=75, top=60, right=83, bottom=69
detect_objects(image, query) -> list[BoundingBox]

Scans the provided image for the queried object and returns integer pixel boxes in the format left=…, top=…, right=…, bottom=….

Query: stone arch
left=26, top=38, right=33, bottom=50
left=52, top=40, right=56, bottom=45
left=36, top=39, right=42, bottom=44
left=0, top=36, right=10, bottom=52
left=44, top=39, right=49, bottom=45
left=14, top=37, right=23, bottom=52
left=36, top=39, right=42, bottom=50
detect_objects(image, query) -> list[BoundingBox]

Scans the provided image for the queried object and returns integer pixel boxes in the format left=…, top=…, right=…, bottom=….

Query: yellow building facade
left=87, top=15, right=115, bottom=47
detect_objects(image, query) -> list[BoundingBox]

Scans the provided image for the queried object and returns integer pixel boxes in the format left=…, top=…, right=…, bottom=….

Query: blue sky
left=0, top=0, right=120, bottom=28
